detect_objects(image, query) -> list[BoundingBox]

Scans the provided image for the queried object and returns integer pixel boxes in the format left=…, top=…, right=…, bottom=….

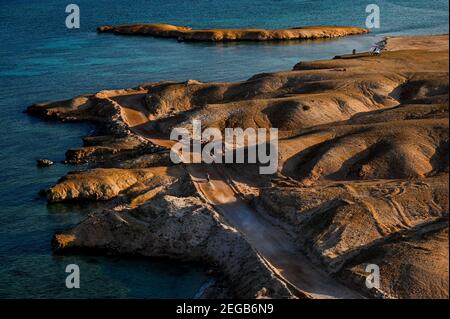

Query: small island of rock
left=97, top=23, right=369, bottom=42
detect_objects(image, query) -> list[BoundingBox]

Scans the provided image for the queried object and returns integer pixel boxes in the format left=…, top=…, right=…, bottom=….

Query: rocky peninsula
left=27, top=35, right=449, bottom=299
left=97, top=23, right=369, bottom=42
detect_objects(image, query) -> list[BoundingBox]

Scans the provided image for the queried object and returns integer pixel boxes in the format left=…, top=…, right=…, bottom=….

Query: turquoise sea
left=0, top=0, right=448, bottom=298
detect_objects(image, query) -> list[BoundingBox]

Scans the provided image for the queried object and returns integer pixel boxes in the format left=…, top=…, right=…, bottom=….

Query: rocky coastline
left=27, top=35, right=449, bottom=299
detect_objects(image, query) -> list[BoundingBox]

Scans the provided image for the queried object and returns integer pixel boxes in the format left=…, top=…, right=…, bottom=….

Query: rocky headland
left=27, top=35, right=449, bottom=299
left=97, top=23, right=369, bottom=42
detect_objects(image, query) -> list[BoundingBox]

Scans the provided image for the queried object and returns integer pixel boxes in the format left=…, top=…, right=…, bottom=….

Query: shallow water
left=0, top=0, right=447, bottom=298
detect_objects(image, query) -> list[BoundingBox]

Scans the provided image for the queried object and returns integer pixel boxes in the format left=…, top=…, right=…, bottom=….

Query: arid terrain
left=97, top=23, right=368, bottom=42
left=27, top=34, right=449, bottom=299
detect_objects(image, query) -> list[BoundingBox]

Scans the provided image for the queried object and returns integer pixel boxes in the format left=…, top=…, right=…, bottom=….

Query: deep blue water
left=0, top=0, right=448, bottom=298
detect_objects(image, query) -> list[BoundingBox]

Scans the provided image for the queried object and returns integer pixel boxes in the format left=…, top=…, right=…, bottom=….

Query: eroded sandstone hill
left=27, top=35, right=449, bottom=299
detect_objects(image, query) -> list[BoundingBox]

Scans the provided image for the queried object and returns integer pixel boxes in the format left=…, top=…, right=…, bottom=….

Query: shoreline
left=27, top=34, right=449, bottom=299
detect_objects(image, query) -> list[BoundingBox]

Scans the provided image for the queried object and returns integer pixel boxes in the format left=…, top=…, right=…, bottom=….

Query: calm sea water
left=0, top=0, right=448, bottom=298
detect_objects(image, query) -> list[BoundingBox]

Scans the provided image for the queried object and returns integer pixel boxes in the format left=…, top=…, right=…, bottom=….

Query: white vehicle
left=371, top=46, right=381, bottom=55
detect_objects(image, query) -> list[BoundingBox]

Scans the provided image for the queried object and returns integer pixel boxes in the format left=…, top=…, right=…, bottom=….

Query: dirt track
left=116, top=91, right=362, bottom=299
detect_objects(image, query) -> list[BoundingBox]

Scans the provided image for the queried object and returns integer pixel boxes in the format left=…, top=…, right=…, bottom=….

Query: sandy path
left=188, top=164, right=361, bottom=298
left=116, top=91, right=362, bottom=299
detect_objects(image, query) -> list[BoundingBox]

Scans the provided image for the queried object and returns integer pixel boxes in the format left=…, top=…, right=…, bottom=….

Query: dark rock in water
left=37, top=159, right=54, bottom=167
left=38, top=189, right=47, bottom=197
